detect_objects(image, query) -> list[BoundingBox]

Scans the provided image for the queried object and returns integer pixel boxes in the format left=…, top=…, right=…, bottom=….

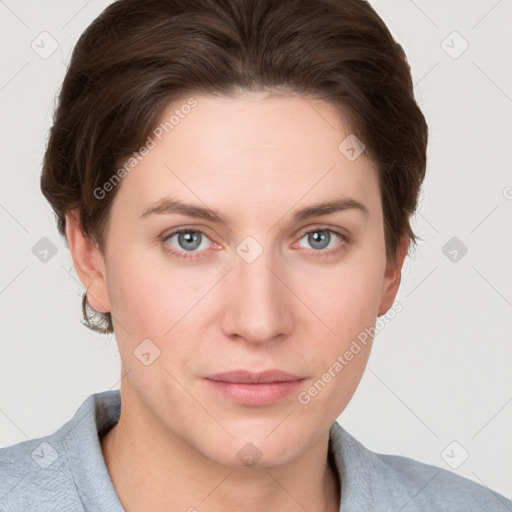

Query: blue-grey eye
left=168, top=230, right=210, bottom=252
left=298, top=229, right=341, bottom=250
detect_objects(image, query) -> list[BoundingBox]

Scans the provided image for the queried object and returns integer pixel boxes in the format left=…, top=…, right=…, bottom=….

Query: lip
left=205, top=369, right=304, bottom=384
left=204, top=369, right=306, bottom=406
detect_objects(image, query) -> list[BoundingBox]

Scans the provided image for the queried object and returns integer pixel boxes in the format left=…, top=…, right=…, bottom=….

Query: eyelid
left=292, top=223, right=351, bottom=244
left=161, top=225, right=220, bottom=245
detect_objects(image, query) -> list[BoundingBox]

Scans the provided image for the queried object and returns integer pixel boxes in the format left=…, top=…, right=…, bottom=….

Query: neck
left=101, top=384, right=341, bottom=512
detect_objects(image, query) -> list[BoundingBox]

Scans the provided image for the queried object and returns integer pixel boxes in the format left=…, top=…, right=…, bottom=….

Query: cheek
left=295, top=256, right=383, bottom=399
left=105, top=247, right=200, bottom=340
left=306, top=261, right=383, bottom=340
left=296, top=273, right=379, bottom=419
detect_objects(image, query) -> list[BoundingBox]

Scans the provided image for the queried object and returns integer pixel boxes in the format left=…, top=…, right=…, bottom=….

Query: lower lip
left=204, top=378, right=305, bottom=406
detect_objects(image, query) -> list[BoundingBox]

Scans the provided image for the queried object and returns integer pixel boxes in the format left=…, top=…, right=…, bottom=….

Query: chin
left=192, top=428, right=308, bottom=470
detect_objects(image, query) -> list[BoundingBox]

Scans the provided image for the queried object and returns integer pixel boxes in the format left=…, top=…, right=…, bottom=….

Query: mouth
left=203, top=369, right=306, bottom=406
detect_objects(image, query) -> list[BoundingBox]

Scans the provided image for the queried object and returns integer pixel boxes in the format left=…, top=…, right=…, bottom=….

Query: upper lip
left=205, top=369, right=305, bottom=384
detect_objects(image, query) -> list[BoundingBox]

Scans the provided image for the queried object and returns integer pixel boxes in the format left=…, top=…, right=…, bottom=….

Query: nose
left=220, top=248, right=295, bottom=346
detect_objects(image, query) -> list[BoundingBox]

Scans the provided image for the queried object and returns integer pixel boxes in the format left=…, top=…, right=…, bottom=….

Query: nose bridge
left=221, top=241, right=293, bottom=343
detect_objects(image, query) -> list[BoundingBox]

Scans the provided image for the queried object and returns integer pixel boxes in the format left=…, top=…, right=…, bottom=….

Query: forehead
left=112, top=92, right=379, bottom=220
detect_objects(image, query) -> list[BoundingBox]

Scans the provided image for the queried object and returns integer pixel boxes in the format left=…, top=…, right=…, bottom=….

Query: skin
left=66, top=90, right=407, bottom=512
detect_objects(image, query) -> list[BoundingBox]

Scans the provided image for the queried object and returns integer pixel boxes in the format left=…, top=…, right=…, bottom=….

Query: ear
left=377, top=235, right=408, bottom=317
left=65, top=209, right=111, bottom=313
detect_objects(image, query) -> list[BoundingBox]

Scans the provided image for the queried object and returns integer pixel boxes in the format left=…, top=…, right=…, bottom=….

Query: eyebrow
left=139, top=196, right=369, bottom=224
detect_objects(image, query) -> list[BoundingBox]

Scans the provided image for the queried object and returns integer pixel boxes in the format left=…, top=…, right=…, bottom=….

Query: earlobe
left=65, top=209, right=111, bottom=314
left=377, top=235, right=408, bottom=317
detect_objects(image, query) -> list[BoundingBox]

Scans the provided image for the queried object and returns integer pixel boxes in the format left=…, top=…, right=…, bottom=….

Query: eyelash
left=159, top=226, right=349, bottom=261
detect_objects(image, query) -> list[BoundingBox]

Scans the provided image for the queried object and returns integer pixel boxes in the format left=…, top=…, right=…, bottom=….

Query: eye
left=165, top=229, right=212, bottom=254
left=296, top=228, right=345, bottom=252
left=161, top=226, right=348, bottom=261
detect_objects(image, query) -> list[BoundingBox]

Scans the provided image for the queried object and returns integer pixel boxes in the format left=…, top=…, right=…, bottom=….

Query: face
left=74, top=91, right=403, bottom=468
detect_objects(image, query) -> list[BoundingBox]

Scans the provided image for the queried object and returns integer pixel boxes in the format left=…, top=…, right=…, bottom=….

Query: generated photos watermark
left=94, top=97, right=198, bottom=200
left=297, top=301, right=403, bottom=405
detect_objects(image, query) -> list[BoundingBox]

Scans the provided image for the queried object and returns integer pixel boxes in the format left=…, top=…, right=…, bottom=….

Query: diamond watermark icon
left=32, top=237, right=58, bottom=263
left=236, top=236, right=263, bottom=264
left=442, top=237, right=468, bottom=263
left=31, top=441, right=58, bottom=469
left=31, top=31, right=59, bottom=59
left=237, top=442, right=263, bottom=467
left=134, top=338, right=161, bottom=366
left=338, top=134, right=365, bottom=161
left=441, top=441, right=469, bottom=470
left=441, top=31, right=469, bottom=59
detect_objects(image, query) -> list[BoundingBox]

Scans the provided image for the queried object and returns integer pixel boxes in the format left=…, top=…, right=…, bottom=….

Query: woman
left=1, top=0, right=510, bottom=510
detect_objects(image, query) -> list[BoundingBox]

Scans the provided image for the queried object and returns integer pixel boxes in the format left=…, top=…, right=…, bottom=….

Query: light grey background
left=1, top=0, right=511, bottom=499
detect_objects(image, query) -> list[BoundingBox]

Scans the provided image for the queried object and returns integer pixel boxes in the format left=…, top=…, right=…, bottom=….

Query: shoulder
left=0, top=390, right=121, bottom=512
left=0, top=429, right=85, bottom=511
left=375, top=451, right=511, bottom=511
left=329, top=422, right=512, bottom=511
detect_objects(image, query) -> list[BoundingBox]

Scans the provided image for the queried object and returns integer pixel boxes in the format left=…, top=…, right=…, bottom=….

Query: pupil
left=309, top=230, right=330, bottom=250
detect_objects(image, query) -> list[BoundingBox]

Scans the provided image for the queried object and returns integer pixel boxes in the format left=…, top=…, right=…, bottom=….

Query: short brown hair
left=41, top=0, right=428, bottom=334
